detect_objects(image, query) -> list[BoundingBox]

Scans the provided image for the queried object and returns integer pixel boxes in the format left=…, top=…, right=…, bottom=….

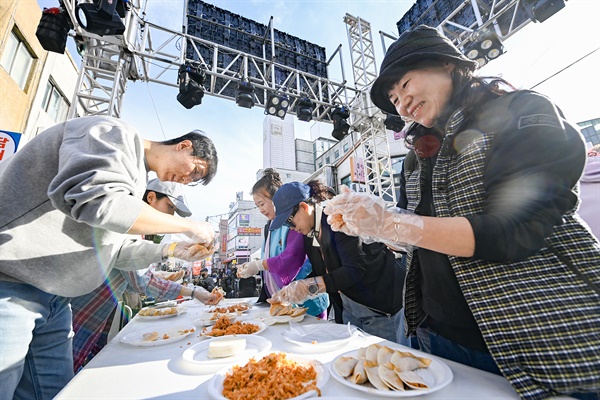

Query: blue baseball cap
left=270, top=182, right=311, bottom=231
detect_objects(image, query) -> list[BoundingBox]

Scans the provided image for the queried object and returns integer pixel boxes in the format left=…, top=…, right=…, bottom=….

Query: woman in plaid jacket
left=324, top=25, right=600, bottom=400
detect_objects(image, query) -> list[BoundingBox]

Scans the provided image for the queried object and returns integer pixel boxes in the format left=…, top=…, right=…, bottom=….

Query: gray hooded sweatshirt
left=0, top=116, right=164, bottom=297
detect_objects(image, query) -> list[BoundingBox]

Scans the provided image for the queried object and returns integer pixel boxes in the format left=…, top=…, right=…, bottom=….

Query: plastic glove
left=162, top=270, right=185, bottom=282
left=191, top=285, right=220, bottom=305
left=170, top=241, right=216, bottom=261
left=271, top=278, right=321, bottom=305
left=185, top=221, right=216, bottom=245
left=237, top=260, right=265, bottom=278
left=324, top=191, right=423, bottom=251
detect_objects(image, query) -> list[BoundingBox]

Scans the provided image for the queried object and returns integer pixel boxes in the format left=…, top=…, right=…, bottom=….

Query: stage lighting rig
left=384, top=114, right=405, bottom=133
left=463, top=30, right=505, bottom=67
left=177, top=63, right=206, bottom=109
left=331, top=105, right=351, bottom=141
left=522, top=0, right=566, bottom=23
left=75, top=0, right=125, bottom=36
left=296, top=97, right=315, bottom=122
left=265, top=93, right=290, bottom=119
left=36, top=7, right=72, bottom=54
left=235, top=80, right=255, bottom=109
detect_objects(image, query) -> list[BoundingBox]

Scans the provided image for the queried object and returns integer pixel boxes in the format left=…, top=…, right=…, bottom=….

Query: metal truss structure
left=59, top=0, right=536, bottom=202
left=344, top=14, right=396, bottom=203
left=397, top=0, right=532, bottom=49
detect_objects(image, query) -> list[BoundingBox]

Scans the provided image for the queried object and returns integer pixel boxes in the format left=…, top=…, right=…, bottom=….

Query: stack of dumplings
left=334, top=343, right=434, bottom=391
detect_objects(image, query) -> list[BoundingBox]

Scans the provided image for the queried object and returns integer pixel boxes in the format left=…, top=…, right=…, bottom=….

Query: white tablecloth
left=56, top=298, right=520, bottom=399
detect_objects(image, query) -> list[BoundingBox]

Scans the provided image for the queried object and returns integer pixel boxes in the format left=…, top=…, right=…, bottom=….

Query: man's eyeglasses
left=284, top=205, right=299, bottom=228
left=188, top=159, right=204, bottom=186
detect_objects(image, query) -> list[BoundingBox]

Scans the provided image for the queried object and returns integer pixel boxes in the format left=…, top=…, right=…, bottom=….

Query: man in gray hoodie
left=0, top=116, right=219, bottom=399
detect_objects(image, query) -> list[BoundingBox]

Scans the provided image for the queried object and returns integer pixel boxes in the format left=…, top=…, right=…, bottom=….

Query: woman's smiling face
left=253, top=189, right=275, bottom=220
left=387, top=63, right=455, bottom=128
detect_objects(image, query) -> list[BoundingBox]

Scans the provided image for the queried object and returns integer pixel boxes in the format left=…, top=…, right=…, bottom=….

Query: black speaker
left=36, top=8, right=71, bottom=54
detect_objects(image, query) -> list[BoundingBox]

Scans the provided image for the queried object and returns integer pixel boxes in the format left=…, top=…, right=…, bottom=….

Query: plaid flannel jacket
left=403, top=91, right=600, bottom=399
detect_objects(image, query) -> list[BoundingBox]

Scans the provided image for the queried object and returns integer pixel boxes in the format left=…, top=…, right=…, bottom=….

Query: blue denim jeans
left=340, top=293, right=410, bottom=346
left=417, top=327, right=599, bottom=399
left=0, top=282, right=73, bottom=400
left=417, top=326, right=501, bottom=375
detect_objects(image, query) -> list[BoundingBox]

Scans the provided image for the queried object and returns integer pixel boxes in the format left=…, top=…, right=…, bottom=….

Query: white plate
left=136, top=305, right=187, bottom=321
left=208, top=353, right=329, bottom=400
left=181, top=335, right=272, bottom=373
left=329, top=347, right=453, bottom=397
left=201, top=321, right=267, bottom=337
left=120, top=325, right=196, bottom=347
left=193, top=312, right=239, bottom=327
left=252, top=311, right=305, bottom=325
left=282, top=322, right=359, bottom=351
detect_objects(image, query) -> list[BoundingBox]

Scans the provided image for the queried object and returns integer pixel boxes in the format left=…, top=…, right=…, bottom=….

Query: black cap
left=370, top=25, right=478, bottom=115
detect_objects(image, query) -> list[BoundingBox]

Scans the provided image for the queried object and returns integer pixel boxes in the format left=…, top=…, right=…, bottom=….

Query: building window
left=325, top=156, right=330, bottom=164
left=343, top=142, right=349, bottom=152
left=1, top=30, right=35, bottom=90
left=41, top=80, right=70, bottom=123
left=334, top=150, right=340, bottom=159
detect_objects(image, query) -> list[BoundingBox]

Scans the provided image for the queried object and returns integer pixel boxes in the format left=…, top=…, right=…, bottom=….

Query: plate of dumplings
left=330, top=343, right=453, bottom=397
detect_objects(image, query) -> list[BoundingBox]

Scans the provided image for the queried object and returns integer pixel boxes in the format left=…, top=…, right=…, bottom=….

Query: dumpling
left=390, top=350, right=432, bottom=372
left=398, top=370, right=433, bottom=390
left=349, top=360, right=368, bottom=384
left=377, top=345, right=394, bottom=365
left=379, top=363, right=406, bottom=391
left=363, top=361, right=390, bottom=390
left=334, top=356, right=359, bottom=378
left=365, top=344, right=381, bottom=363
left=356, top=346, right=367, bottom=359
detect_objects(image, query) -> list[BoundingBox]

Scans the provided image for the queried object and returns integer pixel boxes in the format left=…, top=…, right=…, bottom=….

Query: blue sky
left=37, top=0, right=600, bottom=224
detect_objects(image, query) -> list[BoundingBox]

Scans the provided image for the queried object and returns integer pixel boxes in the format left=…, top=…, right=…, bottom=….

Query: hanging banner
left=237, top=227, right=261, bottom=236
left=0, top=130, right=22, bottom=163
left=350, top=156, right=365, bottom=183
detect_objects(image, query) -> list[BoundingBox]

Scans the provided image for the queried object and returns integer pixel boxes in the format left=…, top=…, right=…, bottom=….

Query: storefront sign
left=0, top=130, right=22, bottom=163
left=237, top=227, right=261, bottom=236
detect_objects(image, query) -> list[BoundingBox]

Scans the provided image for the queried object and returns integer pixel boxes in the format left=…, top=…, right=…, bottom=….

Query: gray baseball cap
left=146, top=179, right=192, bottom=217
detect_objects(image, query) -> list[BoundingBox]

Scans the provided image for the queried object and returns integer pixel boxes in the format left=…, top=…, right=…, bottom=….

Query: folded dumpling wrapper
left=390, top=350, right=432, bottom=372
left=334, top=356, right=359, bottom=378
left=365, top=344, right=381, bottom=363
left=379, top=363, right=406, bottom=391
left=377, top=346, right=394, bottom=365
left=364, top=360, right=390, bottom=391
left=350, top=360, right=368, bottom=384
left=398, top=369, right=434, bottom=390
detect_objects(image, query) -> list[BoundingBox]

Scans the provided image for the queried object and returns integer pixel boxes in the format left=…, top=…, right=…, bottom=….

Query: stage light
left=177, top=64, right=205, bottom=109
left=36, top=7, right=72, bottom=54
left=463, top=30, right=504, bottom=67
left=75, top=2, right=125, bottom=36
left=235, top=80, right=255, bottom=109
left=384, top=114, right=405, bottom=132
left=331, top=105, right=351, bottom=141
left=296, top=97, right=314, bottom=122
left=265, top=93, right=290, bottom=119
left=522, top=0, right=566, bottom=23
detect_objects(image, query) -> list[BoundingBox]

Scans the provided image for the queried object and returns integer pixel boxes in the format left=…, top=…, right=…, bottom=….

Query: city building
left=1, top=1, right=80, bottom=160
left=578, top=117, right=600, bottom=147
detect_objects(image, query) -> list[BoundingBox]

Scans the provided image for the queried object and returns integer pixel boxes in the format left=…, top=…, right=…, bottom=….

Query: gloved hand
left=162, top=270, right=185, bottom=282
left=168, top=241, right=216, bottom=261
left=324, top=191, right=423, bottom=251
left=237, top=260, right=265, bottom=278
left=185, top=221, right=216, bottom=245
left=271, top=278, right=322, bottom=305
left=191, top=285, right=220, bottom=305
